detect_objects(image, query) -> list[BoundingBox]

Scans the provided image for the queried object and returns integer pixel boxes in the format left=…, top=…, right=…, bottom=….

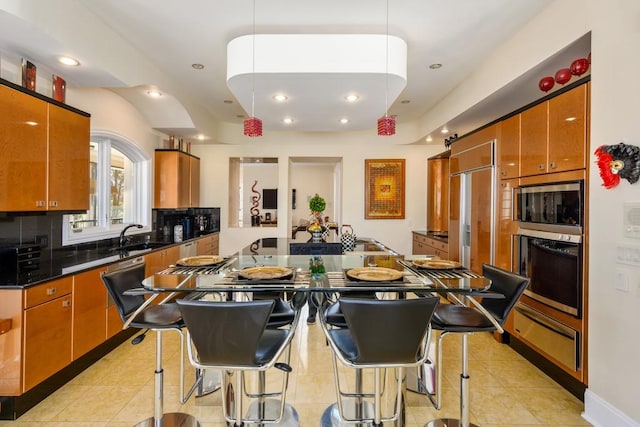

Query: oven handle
left=514, top=305, right=576, bottom=339
left=516, top=227, right=582, bottom=244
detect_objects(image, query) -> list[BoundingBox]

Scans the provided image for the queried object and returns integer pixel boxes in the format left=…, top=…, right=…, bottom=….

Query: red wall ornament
left=538, top=76, right=555, bottom=92
left=555, top=68, right=572, bottom=85
left=570, top=58, right=589, bottom=76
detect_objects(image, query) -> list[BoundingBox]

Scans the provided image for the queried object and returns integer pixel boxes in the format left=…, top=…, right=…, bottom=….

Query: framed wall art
left=364, top=158, right=405, bottom=219
left=21, top=58, right=36, bottom=91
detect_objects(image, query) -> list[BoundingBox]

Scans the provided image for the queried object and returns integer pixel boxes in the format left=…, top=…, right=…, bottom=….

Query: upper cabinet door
left=499, top=114, right=520, bottom=179
left=520, top=101, right=548, bottom=177
left=548, top=84, right=587, bottom=173
left=190, top=156, right=200, bottom=207
left=0, top=85, right=48, bottom=211
left=48, top=104, right=90, bottom=211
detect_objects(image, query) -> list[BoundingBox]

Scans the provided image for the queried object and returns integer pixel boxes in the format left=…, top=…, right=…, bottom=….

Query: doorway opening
left=289, top=157, right=342, bottom=242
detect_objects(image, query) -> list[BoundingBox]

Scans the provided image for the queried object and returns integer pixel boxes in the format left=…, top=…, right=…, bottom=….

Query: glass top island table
left=141, top=238, right=491, bottom=295
left=139, top=238, right=498, bottom=427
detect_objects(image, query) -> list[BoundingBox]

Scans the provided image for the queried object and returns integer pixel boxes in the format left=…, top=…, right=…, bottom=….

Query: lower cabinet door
left=23, top=295, right=72, bottom=391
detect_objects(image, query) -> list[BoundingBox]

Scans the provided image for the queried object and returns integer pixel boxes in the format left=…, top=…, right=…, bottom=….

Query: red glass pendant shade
left=377, top=115, right=396, bottom=136
left=243, top=116, right=263, bottom=137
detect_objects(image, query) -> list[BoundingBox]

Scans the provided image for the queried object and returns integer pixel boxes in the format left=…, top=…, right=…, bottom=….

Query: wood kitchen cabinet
left=495, top=178, right=519, bottom=271
left=427, top=152, right=450, bottom=232
left=145, top=245, right=181, bottom=276
left=72, top=267, right=107, bottom=359
left=498, top=114, right=520, bottom=179
left=412, top=232, right=449, bottom=258
left=154, top=149, right=200, bottom=208
left=520, top=84, right=587, bottom=177
left=23, top=277, right=73, bottom=392
left=47, top=104, right=90, bottom=211
left=196, top=233, right=220, bottom=255
left=0, top=83, right=90, bottom=212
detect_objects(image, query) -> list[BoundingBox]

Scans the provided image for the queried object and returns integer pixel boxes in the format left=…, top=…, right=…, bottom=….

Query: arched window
left=63, top=131, right=151, bottom=245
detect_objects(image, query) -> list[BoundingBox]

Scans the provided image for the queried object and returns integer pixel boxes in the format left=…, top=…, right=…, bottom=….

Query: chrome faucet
left=119, top=224, right=143, bottom=249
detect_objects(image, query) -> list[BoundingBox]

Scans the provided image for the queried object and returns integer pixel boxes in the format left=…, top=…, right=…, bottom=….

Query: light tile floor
left=0, top=305, right=591, bottom=427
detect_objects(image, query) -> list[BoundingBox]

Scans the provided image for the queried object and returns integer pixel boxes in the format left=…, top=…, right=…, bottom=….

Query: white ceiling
left=0, top=0, right=591, bottom=142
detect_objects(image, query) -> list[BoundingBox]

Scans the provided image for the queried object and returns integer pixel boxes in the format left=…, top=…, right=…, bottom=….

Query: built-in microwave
left=515, top=181, right=583, bottom=234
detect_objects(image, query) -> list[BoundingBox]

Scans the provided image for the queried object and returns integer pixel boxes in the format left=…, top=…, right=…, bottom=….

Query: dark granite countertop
left=0, top=230, right=218, bottom=289
left=413, top=230, right=449, bottom=243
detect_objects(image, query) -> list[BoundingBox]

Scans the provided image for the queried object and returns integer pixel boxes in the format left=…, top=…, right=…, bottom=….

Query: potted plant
left=308, top=194, right=327, bottom=241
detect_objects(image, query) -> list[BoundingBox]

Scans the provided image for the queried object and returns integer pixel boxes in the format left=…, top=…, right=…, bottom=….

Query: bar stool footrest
left=245, top=399, right=299, bottom=426
left=134, top=412, right=200, bottom=427
left=424, top=418, right=480, bottom=427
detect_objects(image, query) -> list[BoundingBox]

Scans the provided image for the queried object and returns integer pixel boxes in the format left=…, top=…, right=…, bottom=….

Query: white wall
left=290, top=163, right=337, bottom=225
left=583, top=0, right=640, bottom=425
left=192, top=141, right=441, bottom=256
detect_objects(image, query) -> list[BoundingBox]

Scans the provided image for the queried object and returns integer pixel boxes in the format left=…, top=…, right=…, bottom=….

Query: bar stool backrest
left=101, top=262, right=147, bottom=323
left=339, top=297, right=439, bottom=364
left=480, top=264, right=530, bottom=324
left=176, top=299, right=275, bottom=366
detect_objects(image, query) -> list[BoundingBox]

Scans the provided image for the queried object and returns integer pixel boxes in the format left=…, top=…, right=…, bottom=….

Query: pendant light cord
left=251, top=0, right=256, bottom=117
left=384, top=0, right=389, bottom=118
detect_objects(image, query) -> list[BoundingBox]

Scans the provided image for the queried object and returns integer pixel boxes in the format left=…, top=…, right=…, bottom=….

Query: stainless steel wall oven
left=512, top=180, right=585, bottom=372
left=516, top=229, right=582, bottom=317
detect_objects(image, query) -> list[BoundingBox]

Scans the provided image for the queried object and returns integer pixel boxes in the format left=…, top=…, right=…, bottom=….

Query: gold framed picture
left=364, top=159, right=405, bottom=219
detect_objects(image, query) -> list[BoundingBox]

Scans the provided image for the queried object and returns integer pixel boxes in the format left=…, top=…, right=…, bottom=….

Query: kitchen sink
left=110, top=241, right=168, bottom=252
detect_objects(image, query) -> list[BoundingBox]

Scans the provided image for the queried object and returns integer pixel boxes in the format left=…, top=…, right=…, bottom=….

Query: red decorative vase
left=538, top=76, right=555, bottom=92
left=555, top=68, right=572, bottom=85
left=570, top=58, right=589, bottom=76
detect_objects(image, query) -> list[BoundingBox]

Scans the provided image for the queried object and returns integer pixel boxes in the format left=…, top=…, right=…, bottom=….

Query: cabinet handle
left=500, top=171, right=506, bottom=177
left=538, top=163, right=545, bottom=170
left=49, top=200, right=58, bottom=207
left=46, top=287, right=57, bottom=296
left=549, top=161, right=556, bottom=169
left=62, top=299, right=71, bottom=308
left=36, top=200, right=46, bottom=207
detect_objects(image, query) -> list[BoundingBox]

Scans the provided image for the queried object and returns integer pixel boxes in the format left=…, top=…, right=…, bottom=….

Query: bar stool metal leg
left=424, top=333, right=479, bottom=427
left=135, top=330, right=200, bottom=427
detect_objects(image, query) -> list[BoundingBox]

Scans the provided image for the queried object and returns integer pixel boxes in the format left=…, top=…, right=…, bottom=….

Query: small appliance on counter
left=0, top=244, right=41, bottom=273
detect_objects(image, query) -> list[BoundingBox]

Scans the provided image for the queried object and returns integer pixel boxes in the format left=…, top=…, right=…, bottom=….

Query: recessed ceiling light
left=429, top=63, right=443, bottom=70
left=345, top=94, right=359, bottom=103
left=192, top=63, right=205, bottom=70
left=425, top=135, right=433, bottom=142
left=223, top=100, right=233, bottom=104
left=273, top=94, right=288, bottom=102
left=340, top=118, right=349, bottom=124
left=196, top=134, right=205, bottom=140
left=58, top=56, right=80, bottom=66
left=441, top=127, right=449, bottom=134
left=283, top=117, right=294, bottom=124
left=400, top=100, right=410, bottom=104
left=146, top=90, right=162, bottom=98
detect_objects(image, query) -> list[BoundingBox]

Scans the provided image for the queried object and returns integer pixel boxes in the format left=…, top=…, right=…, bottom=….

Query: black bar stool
left=176, top=298, right=301, bottom=426
left=320, top=296, right=440, bottom=427
left=101, top=262, right=199, bottom=427
left=424, top=264, right=529, bottom=427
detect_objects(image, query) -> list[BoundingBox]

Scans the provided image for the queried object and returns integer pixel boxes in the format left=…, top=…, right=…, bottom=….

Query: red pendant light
left=244, top=116, right=263, bottom=137
left=244, top=0, right=262, bottom=137
left=378, top=0, right=396, bottom=136
left=377, top=115, right=396, bottom=136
